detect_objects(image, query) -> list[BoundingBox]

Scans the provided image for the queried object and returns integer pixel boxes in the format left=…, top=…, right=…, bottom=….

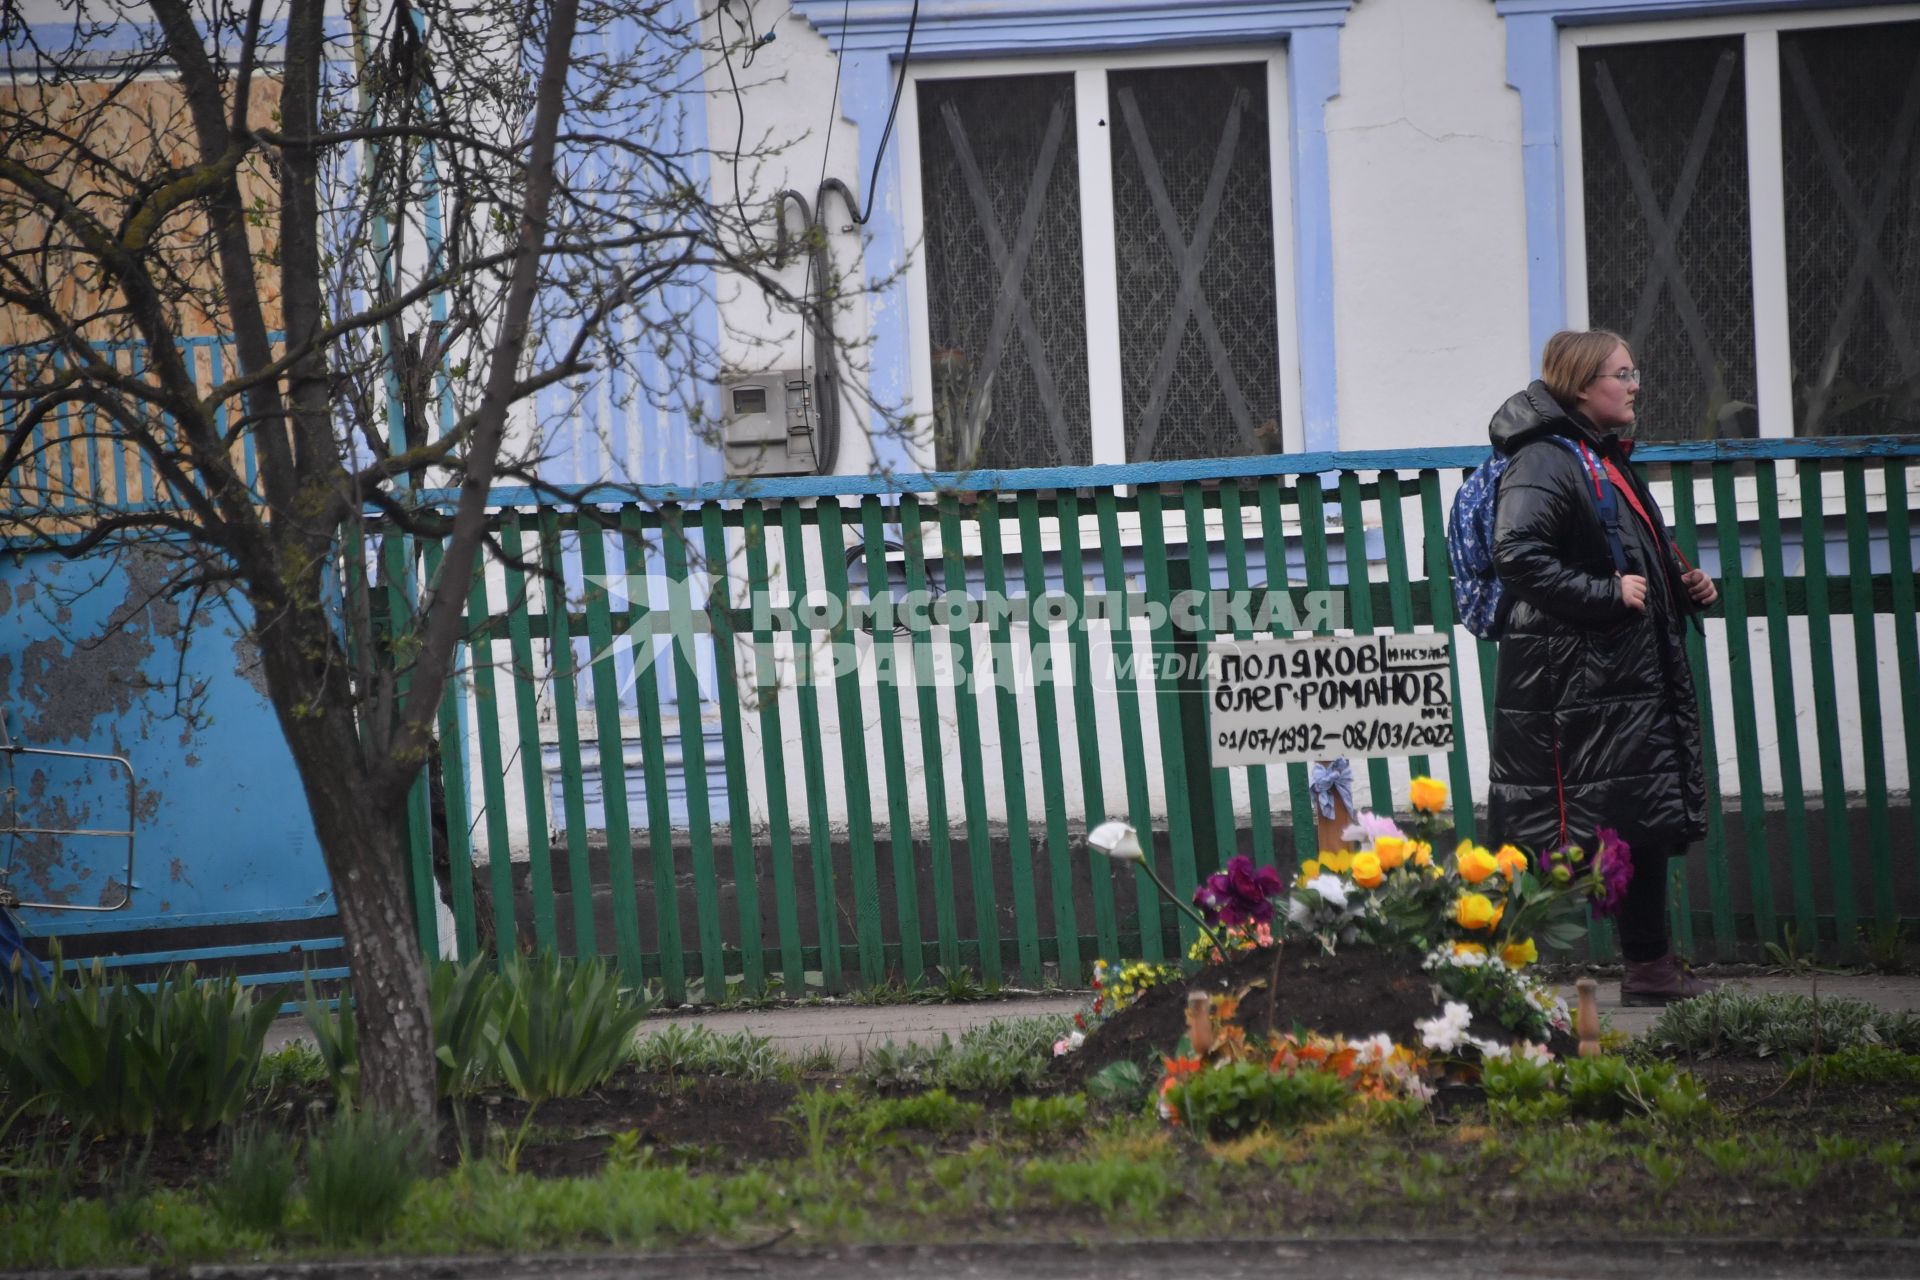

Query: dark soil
left=8, top=1066, right=809, bottom=1192
left=1050, top=944, right=1574, bottom=1087
left=464, top=1071, right=803, bottom=1176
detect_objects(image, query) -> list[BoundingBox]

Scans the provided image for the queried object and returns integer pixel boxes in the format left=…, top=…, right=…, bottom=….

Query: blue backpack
left=1447, top=434, right=1627, bottom=641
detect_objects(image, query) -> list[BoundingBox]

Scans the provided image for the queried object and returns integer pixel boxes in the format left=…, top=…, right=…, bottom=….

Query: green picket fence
left=391, top=436, right=1920, bottom=995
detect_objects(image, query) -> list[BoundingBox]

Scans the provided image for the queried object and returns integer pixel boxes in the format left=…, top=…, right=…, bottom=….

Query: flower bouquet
left=1079, top=778, right=1636, bottom=1118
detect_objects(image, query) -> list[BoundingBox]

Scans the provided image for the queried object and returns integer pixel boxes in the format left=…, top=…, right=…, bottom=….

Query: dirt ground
left=79, top=1239, right=1918, bottom=1280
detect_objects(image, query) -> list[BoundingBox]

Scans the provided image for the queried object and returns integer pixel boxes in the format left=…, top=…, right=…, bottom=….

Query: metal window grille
left=1781, top=20, right=1920, bottom=437
left=1580, top=37, right=1758, bottom=440
left=918, top=75, right=1092, bottom=471
left=1110, top=64, right=1282, bottom=462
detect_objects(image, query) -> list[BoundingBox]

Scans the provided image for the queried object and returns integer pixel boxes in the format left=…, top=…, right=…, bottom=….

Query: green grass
left=632, top=1024, right=796, bottom=1082
left=4, top=1047, right=1920, bottom=1267
left=2, top=1096, right=1917, bottom=1267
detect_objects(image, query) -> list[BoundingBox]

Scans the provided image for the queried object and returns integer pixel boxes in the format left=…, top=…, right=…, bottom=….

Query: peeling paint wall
left=1, top=545, right=332, bottom=932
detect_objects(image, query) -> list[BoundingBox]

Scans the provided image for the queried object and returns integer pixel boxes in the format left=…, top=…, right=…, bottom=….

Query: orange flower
left=1455, top=842, right=1499, bottom=885
left=1411, top=841, right=1433, bottom=868
left=1351, top=851, right=1384, bottom=889
left=1162, top=1054, right=1203, bottom=1083
left=1502, top=937, right=1538, bottom=967
left=1409, top=776, right=1448, bottom=813
left=1495, top=845, right=1528, bottom=881
left=1455, top=893, right=1497, bottom=931
left=1373, top=836, right=1408, bottom=870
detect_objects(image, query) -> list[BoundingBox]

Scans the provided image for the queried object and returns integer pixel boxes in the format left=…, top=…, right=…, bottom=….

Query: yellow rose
left=1452, top=941, right=1487, bottom=959
left=1411, top=841, right=1433, bottom=868
left=1319, top=849, right=1353, bottom=874
left=1351, top=851, right=1384, bottom=889
left=1409, top=776, right=1448, bottom=814
left=1491, top=900, right=1505, bottom=930
left=1455, top=843, right=1499, bottom=885
left=1373, top=836, right=1408, bottom=870
left=1295, top=859, right=1321, bottom=887
left=1495, top=845, right=1528, bottom=881
left=1455, top=893, right=1496, bottom=931
left=1502, top=938, right=1539, bottom=967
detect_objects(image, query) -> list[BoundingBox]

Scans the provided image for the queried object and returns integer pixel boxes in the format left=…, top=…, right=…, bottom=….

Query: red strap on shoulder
left=1600, top=456, right=1693, bottom=571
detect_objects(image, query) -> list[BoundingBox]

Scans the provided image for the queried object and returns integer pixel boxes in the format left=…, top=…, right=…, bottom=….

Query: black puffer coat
left=1484, top=381, right=1708, bottom=858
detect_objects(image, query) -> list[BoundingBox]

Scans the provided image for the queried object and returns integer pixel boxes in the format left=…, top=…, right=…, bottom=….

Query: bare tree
left=0, top=0, right=825, bottom=1127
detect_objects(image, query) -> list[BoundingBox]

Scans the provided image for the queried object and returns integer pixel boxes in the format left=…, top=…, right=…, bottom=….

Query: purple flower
left=1194, top=855, right=1284, bottom=927
left=1591, top=827, right=1635, bottom=918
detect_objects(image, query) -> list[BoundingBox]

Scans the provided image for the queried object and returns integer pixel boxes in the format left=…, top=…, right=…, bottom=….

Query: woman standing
left=1486, top=329, right=1719, bottom=1006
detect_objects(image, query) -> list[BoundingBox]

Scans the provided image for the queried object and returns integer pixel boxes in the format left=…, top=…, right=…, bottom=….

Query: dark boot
left=1620, top=952, right=1714, bottom=1007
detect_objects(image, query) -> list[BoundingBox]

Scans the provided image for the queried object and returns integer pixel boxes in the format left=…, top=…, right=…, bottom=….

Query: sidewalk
left=648, top=972, right=1920, bottom=1063
left=264, top=971, right=1920, bottom=1063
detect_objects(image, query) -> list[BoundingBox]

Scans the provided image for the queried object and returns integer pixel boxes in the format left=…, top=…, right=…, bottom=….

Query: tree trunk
left=257, top=629, right=438, bottom=1130
left=305, top=748, right=437, bottom=1125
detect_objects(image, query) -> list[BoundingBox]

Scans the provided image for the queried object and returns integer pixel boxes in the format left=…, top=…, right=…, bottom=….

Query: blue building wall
left=1, top=546, right=332, bottom=941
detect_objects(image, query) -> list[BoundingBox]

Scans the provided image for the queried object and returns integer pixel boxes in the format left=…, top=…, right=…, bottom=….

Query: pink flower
left=1195, top=855, right=1284, bottom=927
left=1591, top=827, right=1635, bottom=917
left=1341, top=811, right=1405, bottom=846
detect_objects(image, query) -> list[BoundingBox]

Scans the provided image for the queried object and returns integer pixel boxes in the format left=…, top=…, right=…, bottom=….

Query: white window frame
left=1559, top=4, right=1920, bottom=442
left=897, top=45, right=1303, bottom=470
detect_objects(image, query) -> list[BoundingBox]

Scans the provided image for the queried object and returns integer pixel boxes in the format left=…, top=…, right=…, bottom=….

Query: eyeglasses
left=1592, top=368, right=1643, bottom=386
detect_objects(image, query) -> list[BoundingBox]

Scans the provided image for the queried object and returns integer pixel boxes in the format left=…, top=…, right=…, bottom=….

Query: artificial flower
left=1195, top=854, right=1284, bottom=927
left=1411, top=841, right=1433, bottom=868
left=1501, top=937, right=1538, bottom=967
left=1301, top=873, right=1349, bottom=908
left=1319, top=848, right=1354, bottom=874
left=1052, top=1030, right=1086, bottom=1057
left=1495, top=845, right=1528, bottom=881
left=1416, top=1000, right=1474, bottom=1052
left=1295, top=859, right=1321, bottom=887
left=1341, top=811, right=1406, bottom=845
left=1409, top=776, right=1448, bottom=814
left=1452, top=941, right=1487, bottom=960
left=1161, top=1054, right=1204, bottom=1084
left=1591, top=827, right=1635, bottom=918
left=1455, top=843, right=1499, bottom=885
left=1373, top=835, right=1408, bottom=870
left=1351, top=851, right=1384, bottom=889
left=1455, top=893, right=1496, bottom=931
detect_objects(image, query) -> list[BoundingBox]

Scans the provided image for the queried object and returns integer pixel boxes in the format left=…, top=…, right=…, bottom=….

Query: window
left=918, top=73, right=1092, bottom=471
left=906, top=51, right=1297, bottom=469
left=1563, top=10, right=1920, bottom=439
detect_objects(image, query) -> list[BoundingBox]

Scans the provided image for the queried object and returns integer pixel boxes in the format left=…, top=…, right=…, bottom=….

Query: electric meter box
left=722, top=371, right=817, bottom=476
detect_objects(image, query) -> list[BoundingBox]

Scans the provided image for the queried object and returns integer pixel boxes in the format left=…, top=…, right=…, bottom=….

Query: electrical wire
left=717, top=13, right=763, bottom=256
left=736, top=0, right=763, bottom=67
left=823, top=0, right=920, bottom=227
left=798, top=0, right=850, bottom=467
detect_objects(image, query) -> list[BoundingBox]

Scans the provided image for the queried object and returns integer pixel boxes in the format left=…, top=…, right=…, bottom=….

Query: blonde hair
left=1540, top=329, right=1631, bottom=408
